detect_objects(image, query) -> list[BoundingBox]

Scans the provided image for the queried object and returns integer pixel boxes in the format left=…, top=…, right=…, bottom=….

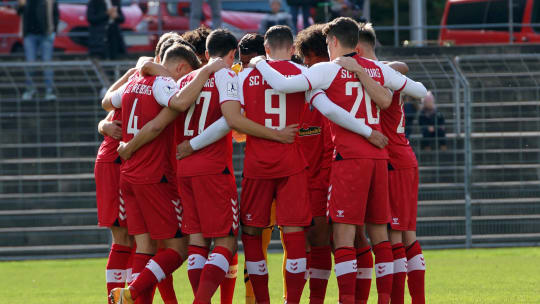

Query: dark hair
left=322, top=17, right=359, bottom=49
left=264, top=25, right=293, bottom=50
left=182, top=26, right=212, bottom=56
left=163, top=43, right=201, bottom=70
left=206, top=29, right=238, bottom=57
left=238, top=33, right=265, bottom=56
left=357, top=22, right=377, bottom=48
left=294, top=23, right=329, bottom=60
left=155, top=32, right=181, bottom=58
left=159, top=37, right=196, bottom=63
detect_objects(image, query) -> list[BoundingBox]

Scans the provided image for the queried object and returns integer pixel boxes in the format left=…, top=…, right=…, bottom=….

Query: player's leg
left=276, top=171, right=312, bottom=304
left=220, top=251, right=238, bottom=304
left=187, top=233, right=211, bottom=295
left=307, top=217, right=331, bottom=304
left=365, top=160, right=394, bottom=304
left=355, top=226, right=373, bottom=304
left=389, top=230, right=406, bottom=304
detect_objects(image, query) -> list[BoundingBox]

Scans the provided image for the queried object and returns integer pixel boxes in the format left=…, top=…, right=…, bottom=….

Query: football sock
left=282, top=231, right=307, bottom=304
left=187, top=245, right=209, bottom=295
left=406, top=241, right=425, bottom=304
left=242, top=233, right=270, bottom=304
left=194, top=246, right=233, bottom=303
left=106, top=244, right=132, bottom=301
left=373, top=241, right=394, bottom=304
left=280, top=230, right=287, bottom=300
left=220, top=252, right=238, bottom=304
left=390, top=243, right=407, bottom=304
left=126, top=244, right=137, bottom=285
left=334, top=246, right=357, bottom=304
left=355, top=246, right=373, bottom=304
left=309, top=245, right=332, bottom=304
left=243, top=265, right=256, bottom=304
left=130, top=249, right=183, bottom=301
left=129, top=253, right=153, bottom=302
left=155, top=247, right=178, bottom=304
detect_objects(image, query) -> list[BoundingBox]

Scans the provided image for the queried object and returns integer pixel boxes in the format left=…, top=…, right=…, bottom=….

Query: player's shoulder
left=215, top=67, right=238, bottom=80
left=238, top=67, right=255, bottom=86
left=310, top=61, right=341, bottom=73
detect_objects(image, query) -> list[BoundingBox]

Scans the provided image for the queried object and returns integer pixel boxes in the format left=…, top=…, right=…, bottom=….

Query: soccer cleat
left=109, top=287, right=134, bottom=304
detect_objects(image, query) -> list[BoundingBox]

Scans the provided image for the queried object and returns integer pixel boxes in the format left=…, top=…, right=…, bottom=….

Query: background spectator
left=259, top=0, right=294, bottom=34
left=286, top=0, right=311, bottom=33
left=403, top=94, right=418, bottom=139
left=329, top=0, right=363, bottom=21
left=87, top=0, right=126, bottom=60
left=17, top=0, right=59, bottom=101
left=189, top=0, right=222, bottom=30
left=419, top=91, right=447, bottom=151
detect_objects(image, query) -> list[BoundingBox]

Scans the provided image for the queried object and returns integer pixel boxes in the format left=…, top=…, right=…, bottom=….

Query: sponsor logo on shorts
left=337, top=210, right=344, bottom=218
left=392, top=217, right=399, bottom=225
left=246, top=213, right=252, bottom=221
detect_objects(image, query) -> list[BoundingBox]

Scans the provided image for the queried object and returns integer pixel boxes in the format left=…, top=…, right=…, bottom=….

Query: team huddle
left=95, top=16, right=427, bottom=304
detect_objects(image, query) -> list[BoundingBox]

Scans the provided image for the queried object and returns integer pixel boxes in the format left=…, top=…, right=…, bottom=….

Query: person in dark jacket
left=17, top=0, right=59, bottom=101
left=286, top=0, right=312, bottom=33
left=87, top=0, right=126, bottom=60
left=419, top=91, right=447, bottom=151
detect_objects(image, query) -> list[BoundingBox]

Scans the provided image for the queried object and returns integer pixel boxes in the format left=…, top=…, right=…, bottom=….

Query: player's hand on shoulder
left=117, top=141, right=133, bottom=160
left=176, top=140, right=194, bottom=160
left=248, top=55, right=266, bottom=68
left=204, top=57, right=228, bottom=74
left=103, top=120, right=122, bottom=140
left=136, top=56, right=154, bottom=68
left=334, top=56, right=362, bottom=74
left=276, top=124, right=299, bottom=144
left=367, top=130, right=388, bottom=149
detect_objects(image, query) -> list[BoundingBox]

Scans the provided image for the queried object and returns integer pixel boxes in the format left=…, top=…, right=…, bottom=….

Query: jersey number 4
left=264, top=89, right=286, bottom=129
left=184, top=91, right=212, bottom=136
left=127, top=98, right=139, bottom=135
left=346, top=81, right=380, bottom=125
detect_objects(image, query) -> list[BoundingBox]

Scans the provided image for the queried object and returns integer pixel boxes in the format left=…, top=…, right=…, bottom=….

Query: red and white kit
left=110, top=74, right=182, bottom=239
left=239, top=60, right=311, bottom=228
left=176, top=68, right=239, bottom=238
left=381, top=91, right=419, bottom=231
left=94, top=109, right=126, bottom=227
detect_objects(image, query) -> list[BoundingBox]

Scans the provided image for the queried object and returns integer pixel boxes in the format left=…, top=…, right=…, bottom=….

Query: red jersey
left=381, top=91, right=418, bottom=169
left=111, top=74, right=179, bottom=184
left=239, top=60, right=308, bottom=178
left=176, top=68, right=239, bottom=177
left=95, top=109, right=122, bottom=163
left=297, top=105, right=333, bottom=179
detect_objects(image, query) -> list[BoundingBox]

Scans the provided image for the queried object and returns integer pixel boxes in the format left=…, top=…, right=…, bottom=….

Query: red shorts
left=178, top=173, right=239, bottom=238
left=389, top=167, right=419, bottom=231
left=328, top=159, right=390, bottom=225
left=120, top=179, right=182, bottom=239
left=241, top=170, right=311, bottom=227
left=309, top=167, right=331, bottom=218
left=95, top=161, right=126, bottom=227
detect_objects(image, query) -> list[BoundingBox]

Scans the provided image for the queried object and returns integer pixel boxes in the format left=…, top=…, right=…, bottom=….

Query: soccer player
left=253, top=17, right=427, bottom=304
left=103, top=44, right=207, bottom=304
left=182, top=26, right=212, bottom=65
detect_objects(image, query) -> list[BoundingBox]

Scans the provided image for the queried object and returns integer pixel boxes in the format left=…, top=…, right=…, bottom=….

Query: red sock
left=130, top=249, right=183, bottom=301
left=106, top=244, right=132, bottom=300
left=334, top=247, right=357, bottom=304
left=126, top=244, right=137, bottom=285
left=355, top=246, right=373, bottom=304
left=373, top=241, right=393, bottom=304
left=129, top=253, right=153, bottom=302
left=155, top=247, right=178, bottom=304
left=308, top=245, right=331, bottom=304
left=194, top=246, right=233, bottom=303
left=282, top=231, right=307, bottom=304
left=220, top=252, right=238, bottom=304
left=406, top=241, right=425, bottom=304
left=187, top=245, right=209, bottom=295
left=242, top=233, right=269, bottom=304
left=390, top=243, right=406, bottom=304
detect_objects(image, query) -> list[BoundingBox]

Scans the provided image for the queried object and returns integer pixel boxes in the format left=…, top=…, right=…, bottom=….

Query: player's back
left=120, top=74, right=176, bottom=184
left=96, top=109, right=122, bottom=163
left=176, top=68, right=234, bottom=177
left=241, top=60, right=308, bottom=178
left=320, top=55, right=388, bottom=160
left=381, top=91, right=418, bottom=169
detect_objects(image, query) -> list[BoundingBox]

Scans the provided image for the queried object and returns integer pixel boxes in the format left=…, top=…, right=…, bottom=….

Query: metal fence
left=0, top=54, right=539, bottom=258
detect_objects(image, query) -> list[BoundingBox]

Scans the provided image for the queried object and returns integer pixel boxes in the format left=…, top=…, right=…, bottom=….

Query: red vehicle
left=440, top=0, right=540, bottom=45
left=0, top=0, right=152, bottom=54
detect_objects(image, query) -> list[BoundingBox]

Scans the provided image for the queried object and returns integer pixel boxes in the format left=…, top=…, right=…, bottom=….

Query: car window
left=485, top=0, right=526, bottom=31
left=446, top=1, right=488, bottom=30
left=532, top=0, right=540, bottom=33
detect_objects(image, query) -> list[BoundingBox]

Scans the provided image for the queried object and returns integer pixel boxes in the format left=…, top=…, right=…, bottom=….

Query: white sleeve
left=378, top=62, right=427, bottom=99
left=189, top=116, right=231, bottom=150
left=303, top=62, right=340, bottom=91
left=110, top=82, right=128, bottom=108
left=152, top=76, right=180, bottom=107
left=215, top=69, right=241, bottom=104
left=237, top=69, right=252, bottom=106
left=255, top=60, right=310, bottom=93
left=308, top=90, right=373, bottom=138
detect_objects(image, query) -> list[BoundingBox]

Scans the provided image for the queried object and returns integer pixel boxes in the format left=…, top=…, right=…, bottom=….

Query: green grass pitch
left=1, top=247, right=539, bottom=303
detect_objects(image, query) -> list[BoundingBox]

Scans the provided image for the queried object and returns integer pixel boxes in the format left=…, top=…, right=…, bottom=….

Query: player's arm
left=98, top=111, right=122, bottom=140
left=139, top=61, right=173, bottom=78
left=384, top=61, right=409, bottom=74
left=308, top=90, right=388, bottom=149
left=101, top=68, right=136, bottom=111
left=252, top=58, right=310, bottom=93
left=176, top=116, right=231, bottom=159
left=378, top=61, right=427, bottom=98
left=117, top=107, right=178, bottom=160
left=334, top=57, right=393, bottom=109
